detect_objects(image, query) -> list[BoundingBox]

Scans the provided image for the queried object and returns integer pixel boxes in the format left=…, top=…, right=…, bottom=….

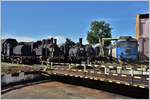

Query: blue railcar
left=116, top=36, right=138, bottom=62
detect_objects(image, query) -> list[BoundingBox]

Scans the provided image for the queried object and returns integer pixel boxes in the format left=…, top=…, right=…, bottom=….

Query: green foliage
left=87, top=20, right=112, bottom=46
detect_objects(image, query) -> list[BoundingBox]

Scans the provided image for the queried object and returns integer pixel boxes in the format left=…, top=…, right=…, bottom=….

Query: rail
left=42, top=62, right=149, bottom=89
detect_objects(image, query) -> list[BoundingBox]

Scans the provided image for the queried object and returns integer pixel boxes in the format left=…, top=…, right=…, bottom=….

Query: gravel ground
left=2, top=81, right=132, bottom=99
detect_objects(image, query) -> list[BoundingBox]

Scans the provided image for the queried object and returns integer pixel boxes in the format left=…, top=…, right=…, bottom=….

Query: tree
left=87, top=20, right=112, bottom=46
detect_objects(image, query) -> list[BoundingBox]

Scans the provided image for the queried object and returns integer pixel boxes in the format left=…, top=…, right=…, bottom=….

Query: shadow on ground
left=1, top=74, right=149, bottom=99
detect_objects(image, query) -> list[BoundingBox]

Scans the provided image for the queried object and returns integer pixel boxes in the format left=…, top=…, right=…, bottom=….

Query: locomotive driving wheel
left=16, top=57, right=22, bottom=64
left=16, top=58, right=19, bottom=64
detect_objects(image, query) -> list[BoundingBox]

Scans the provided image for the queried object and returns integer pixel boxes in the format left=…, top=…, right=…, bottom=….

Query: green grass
left=1, top=62, right=31, bottom=73
left=1, top=62, right=29, bottom=68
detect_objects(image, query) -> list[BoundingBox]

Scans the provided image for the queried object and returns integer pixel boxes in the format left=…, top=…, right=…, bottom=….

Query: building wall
left=138, top=38, right=149, bottom=59
left=136, top=14, right=149, bottom=60
left=140, top=18, right=149, bottom=38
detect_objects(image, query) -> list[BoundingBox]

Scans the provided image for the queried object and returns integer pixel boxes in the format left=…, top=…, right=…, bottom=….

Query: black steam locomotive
left=69, top=38, right=95, bottom=63
left=1, top=37, right=96, bottom=64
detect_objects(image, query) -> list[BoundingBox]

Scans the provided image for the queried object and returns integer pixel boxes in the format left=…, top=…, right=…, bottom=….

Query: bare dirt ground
left=2, top=81, right=132, bottom=99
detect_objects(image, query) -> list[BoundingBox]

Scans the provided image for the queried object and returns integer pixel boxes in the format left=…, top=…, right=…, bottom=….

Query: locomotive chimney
left=47, top=39, right=51, bottom=44
left=42, top=39, right=45, bottom=45
left=51, top=38, right=54, bottom=44
left=54, top=39, right=57, bottom=44
left=79, top=38, right=82, bottom=45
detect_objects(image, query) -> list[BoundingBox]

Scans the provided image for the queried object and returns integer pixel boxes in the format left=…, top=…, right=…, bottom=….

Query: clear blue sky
left=2, top=1, right=149, bottom=44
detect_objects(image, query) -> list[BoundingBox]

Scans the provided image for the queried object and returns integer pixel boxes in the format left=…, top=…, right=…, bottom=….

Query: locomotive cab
left=116, top=36, right=138, bottom=62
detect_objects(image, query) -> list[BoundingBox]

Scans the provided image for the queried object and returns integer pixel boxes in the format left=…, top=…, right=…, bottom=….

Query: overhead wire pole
left=102, top=38, right=119, bottom=45
left=98, top=29, right=104, bottom=57
left=44, top=40, right=49, bottom=71
left=101, top=38, right=119, bottom=58
left=50, top=38, right=54, bottom=69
